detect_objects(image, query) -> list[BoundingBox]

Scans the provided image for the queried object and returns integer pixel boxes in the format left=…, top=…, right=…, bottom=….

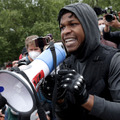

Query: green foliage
left=0, top=0, right=71, bottom=65
left=0, top=0, right=119, bottom=66
left=82, top=0, right=120, bottom=12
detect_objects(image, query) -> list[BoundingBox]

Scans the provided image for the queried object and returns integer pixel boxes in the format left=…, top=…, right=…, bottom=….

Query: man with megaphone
left=40, top=3, right=120, bottom=120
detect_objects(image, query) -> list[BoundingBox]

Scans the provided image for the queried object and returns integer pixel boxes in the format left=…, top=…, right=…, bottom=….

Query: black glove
left=0, top=94, right=7, bottom=108
left=58, top=69, right=89, bottom=105
left=40, top=74, right=66, bottom=100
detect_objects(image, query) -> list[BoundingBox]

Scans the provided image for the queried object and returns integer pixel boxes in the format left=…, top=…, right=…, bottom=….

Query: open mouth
left=65, top=38, right=76, bottom=43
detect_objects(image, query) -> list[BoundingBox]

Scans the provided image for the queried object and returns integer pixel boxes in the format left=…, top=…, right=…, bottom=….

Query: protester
left=1, top=35, right=53, bottom=120
left=4, top=61, right=12, bottom=71
left=103, top=13, right=120, bottom=48
left=0, top=95, right=6, bottom=120
left=0, top=107, right=5, bottom=120
left=0, top=113, right=4, bottom=120
left=12, top=35, right=42, bottom=68
left=12, top=47, right=28, bottom=67
left=41, top=3, right=120, bottom=120
left=98, top=17, right=117, bottom=48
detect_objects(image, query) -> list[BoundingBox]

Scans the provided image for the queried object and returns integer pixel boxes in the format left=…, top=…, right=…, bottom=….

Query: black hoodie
left=58, top=3, right=100, bottom=62
left=56, top=2, right=120, bottom=120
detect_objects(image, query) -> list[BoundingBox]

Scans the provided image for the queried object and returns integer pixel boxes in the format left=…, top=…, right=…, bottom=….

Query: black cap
left=21, top=47, right=27, bottom=55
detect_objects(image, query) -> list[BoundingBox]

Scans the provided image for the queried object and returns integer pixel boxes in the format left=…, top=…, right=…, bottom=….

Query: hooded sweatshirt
left=56, top=3, right=120, bottom=120
left=58, top=3, right=100, bottom=62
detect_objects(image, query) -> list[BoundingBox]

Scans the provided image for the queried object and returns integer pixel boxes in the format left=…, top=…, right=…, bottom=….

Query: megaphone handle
left=18, top=70, right=47, bottom=120
left=0, top=94, right=7, bottom=109
left=37, top=105, right=47, bottom=120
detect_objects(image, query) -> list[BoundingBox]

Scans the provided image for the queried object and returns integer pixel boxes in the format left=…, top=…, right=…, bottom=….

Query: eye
left=71, top=23, right=78, bottom=26
left=60, top=26, right=65, bottom=31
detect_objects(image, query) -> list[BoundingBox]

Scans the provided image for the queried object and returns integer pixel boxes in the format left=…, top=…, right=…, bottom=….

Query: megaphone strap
left=17, top=70, right=47, bottom=120
left=49, top=41, right=57, bottom=118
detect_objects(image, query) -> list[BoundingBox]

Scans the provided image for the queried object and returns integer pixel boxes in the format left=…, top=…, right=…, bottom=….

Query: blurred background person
left=4, top=34, right=53, bottom=120
left=0, top=107, right=5, bottom=120
left=103, top=13, right=120, bottom=49
left=12, top=35, right=42, bottom=68
left=12, top=47, right=28, bottom=67
left=98, top=17, right=117, bottom=48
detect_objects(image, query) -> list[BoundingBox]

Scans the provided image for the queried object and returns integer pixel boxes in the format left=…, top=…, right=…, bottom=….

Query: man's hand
left=58, top=69, right=89, bottom=105
left=103, top=15, right=120, bottom=32
left=41, top=74, right=66, bottom=100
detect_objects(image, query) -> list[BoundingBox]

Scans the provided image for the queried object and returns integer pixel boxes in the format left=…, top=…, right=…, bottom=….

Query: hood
left=58, top=3, right=100, bottom=62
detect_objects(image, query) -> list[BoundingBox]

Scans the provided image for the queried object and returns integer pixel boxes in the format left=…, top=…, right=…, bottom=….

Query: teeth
left=65, top=38, right=75, bottom=42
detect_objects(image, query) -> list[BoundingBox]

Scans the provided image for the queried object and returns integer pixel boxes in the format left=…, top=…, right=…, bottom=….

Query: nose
left=62, top=26, right=72, bottom=35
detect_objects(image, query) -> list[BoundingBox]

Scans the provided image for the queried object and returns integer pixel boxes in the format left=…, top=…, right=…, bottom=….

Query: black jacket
left=56, top=44, right=120, bottom=120
left=103, top=30, right=120, bottom=49
left=56, top=3, right=120, bottom=120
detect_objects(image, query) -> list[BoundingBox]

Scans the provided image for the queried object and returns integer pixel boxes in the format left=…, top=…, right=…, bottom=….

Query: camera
left=103, top=6, right=117, bottom=22
left=17, top=34, right=53, bottom=66
left=94, top=6, right=118, bottom=22
left=31, top=34, right=53, bottom=51
left=37, top=34, right=53, bottom=46
left=105, top=14, right=115, bottom=22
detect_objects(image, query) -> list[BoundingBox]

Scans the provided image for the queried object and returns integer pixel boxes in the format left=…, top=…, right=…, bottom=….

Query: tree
left=0, top=0, right=71, bottom=66
left=1, top=0, right=119, bottom=66
left=82, top=0, right=120, bottom=12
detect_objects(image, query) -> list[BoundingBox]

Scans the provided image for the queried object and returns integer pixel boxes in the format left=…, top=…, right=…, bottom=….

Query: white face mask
left=98, top=24, right=105, bottom=32
left=29, top=51, right=40, bottom=60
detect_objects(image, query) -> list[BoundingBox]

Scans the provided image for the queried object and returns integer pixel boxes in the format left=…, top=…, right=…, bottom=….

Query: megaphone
left=0, top=42, right=66, bottom=115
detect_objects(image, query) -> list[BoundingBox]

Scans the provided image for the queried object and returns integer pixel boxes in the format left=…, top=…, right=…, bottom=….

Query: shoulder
left=108, top=51, right=120, bottom=79
left=110, top=31, right=120, bottom=38
left=110, top=52, right=120, bottom=69
left=60, top=55, right=75, bottom=69
left=99, top=44, right=118, bottom=54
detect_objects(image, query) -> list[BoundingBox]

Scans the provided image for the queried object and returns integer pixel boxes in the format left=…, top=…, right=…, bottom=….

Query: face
left=60, top=12, right=85, bottom=53
left=98, top=19, right=104, bottom=25
left=27, top=44, right=41, bottom=61
left=27, top=44, right=41, bottom=53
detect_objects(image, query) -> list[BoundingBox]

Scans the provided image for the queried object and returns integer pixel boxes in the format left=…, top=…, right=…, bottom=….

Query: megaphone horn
left=0, top=42, right=66, bottom=115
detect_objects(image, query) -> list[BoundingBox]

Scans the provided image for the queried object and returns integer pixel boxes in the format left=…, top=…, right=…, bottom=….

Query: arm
left=103, top=15, right=120, bottom=30
left=103, top=30, right=120, bottom=46
left=81, top=95, right=94, bottom=111
left=85, top=52, right=120, bottom=120
left=103, top=15, right=120, bottom=45
left=109, top=17, right=120, bottom=28
left=56, top=53, right=120, bottom=120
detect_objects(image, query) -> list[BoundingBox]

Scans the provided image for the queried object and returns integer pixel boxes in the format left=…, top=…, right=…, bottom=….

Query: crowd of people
left=0, top=2, right=120, bottom=120
left=0, top=35, right=53, bottom=120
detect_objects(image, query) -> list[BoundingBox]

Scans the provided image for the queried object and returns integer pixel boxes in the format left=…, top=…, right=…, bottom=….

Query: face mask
left=98, top=24, right=105, bottom=32
left=28, top=51, right=40, bottom=60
